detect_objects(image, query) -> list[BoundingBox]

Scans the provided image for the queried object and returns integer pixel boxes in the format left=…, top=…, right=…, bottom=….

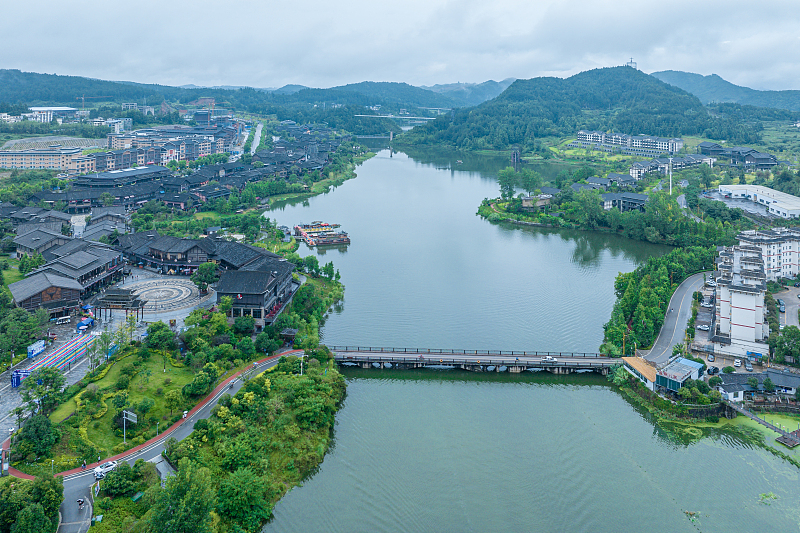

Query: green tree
left=497, top=167, right=517, bottom=200
left=233, top=315, right=255, bottom=336
left=775, top=326, right=800, bottom=364
left=21, top=367, right=66, bottom=414
left=30, top=474, right=63, bottom=520
left=763, top=377, right=775, bottom=393
left=165, top=390, right=183, bottom=415
left=216, top=467, right=273, bottom=531
left=190, top=262, right=218, bottom=293
left=9, top=503, right=50, bottom=533
left=146, top=321, right=176, bottom=372
left=303, top=255, right=319, bottom=275
left=100, top=192, right=116, bottom=207
left=709, top=376, right=722, bottom=387
left=148, top=459, right=217, bottom=533
left=519, top=168, right=542, bottom=196
left=102, top=462, right=136, bottom=496
left=747, top=377, right=759, bottom=389
left=18, top=415, right=59, bottom=456
left=219, top=296, right=233, bottom=314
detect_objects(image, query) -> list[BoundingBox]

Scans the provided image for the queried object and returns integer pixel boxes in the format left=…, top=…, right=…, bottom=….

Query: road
left=250, top=122, right=263, bottom=155
left=56, top=351, right=293, bottom=533
left=643, top=272, right=708, bottom=365
left=676, top=194, right=702, bottom=222
left=774, top=285, right=800, bottom=329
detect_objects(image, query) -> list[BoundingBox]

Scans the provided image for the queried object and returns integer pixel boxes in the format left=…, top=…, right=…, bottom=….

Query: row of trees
left=601, top=247, right=718, bottom=353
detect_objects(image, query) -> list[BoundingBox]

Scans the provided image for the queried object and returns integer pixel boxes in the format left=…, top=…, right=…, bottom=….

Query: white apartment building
left=576, top=131, right=684, bottom=153
left=719, top=184, right=800, bottom=219
left=738, top=228, right=800, bottom=281
left=712, top=245, right=769, bottom=358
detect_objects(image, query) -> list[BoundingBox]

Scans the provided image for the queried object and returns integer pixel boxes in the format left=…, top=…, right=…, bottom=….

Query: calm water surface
left=263, top=150, right=800, bottom=532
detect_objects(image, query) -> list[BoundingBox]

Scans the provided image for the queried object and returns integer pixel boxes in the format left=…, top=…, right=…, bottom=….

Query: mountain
left=331, top=81, right=458, bottom=108
left=651, top=70, right=800, bottom=112
left=421, top=79, right=516, bottom=107
left=400, top=66, right=764, bottom=150
left=272, top=84, right=309, bottom=95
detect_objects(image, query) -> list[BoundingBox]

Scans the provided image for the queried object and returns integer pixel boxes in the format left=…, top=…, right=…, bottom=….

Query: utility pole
left=669, top=157, right=673, bottom=196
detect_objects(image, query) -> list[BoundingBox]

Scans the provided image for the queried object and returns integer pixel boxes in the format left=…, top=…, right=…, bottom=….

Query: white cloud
left=2, top=0, right=799, bottom=90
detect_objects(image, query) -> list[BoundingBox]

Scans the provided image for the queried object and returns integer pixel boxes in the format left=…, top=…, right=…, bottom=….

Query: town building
left=655, top=357, right=704, bottom=392
left=698, top=143, right=778, bottom=170
left=7, top=272, right=83, bottom=318
left=717, top=370, right=800, bottom=402
left=215, top=262, right=297, bottom=330
left=622, top=357, right=656, bottom=391
left=573, top=131, right=684, bottom=155
left=711, top=245, right=769, bottom=358
left=600, top=192, right=648, bottom=212
left=737, top=227, right=800, bottom=280
left=13, top=228, right=71, bottom=257
left=0, top=146, right=96, bottom=173
left=719, top=184, right=800, bottom=219
left=629, top=155, right=715, bottom=179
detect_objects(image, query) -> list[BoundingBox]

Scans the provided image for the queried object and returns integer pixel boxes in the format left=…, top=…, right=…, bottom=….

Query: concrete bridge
left=329, top=346, right=619, bottom=375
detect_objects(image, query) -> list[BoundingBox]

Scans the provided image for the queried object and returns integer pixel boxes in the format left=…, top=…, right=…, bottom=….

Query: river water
left=263, top=149, right=800, bottom=532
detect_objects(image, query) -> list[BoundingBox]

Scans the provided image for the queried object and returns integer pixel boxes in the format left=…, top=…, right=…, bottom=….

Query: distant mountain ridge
left=651, top=70, right=800, bottom=112
left=421, top=79, right=516, bottom=107
left=400, top=66, right=764, bottom=150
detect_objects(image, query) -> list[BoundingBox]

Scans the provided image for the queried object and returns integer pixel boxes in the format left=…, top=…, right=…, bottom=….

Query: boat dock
left=294, top=221, right=351, bottom=246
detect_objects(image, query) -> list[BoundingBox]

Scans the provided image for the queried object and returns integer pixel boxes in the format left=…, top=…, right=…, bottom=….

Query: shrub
left=102, top=462, right=136, bottom=496
left=722, top=366, right=735, bottom=374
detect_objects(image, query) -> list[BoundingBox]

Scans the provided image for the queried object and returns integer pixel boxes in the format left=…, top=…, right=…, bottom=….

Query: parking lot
left=702, top=190, right=776, bottom=218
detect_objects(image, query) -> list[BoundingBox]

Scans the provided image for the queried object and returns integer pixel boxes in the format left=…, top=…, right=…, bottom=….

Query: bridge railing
left=332, top=355, right=616, bottom=367
left=327, top=346, right=607, bottom=358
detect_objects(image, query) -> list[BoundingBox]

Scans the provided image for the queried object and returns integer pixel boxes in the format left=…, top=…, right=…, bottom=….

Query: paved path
left=774, top=286, right=800, bottom=329
left=250, top=122, right=263, bottom=155
left=677, top=194, right=702, bottom=222
left=643, top=272, right=708, bottom=365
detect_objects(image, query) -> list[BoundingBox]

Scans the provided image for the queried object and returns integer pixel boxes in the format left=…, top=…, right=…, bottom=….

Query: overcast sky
left=4, top=0, right=799, bottom=91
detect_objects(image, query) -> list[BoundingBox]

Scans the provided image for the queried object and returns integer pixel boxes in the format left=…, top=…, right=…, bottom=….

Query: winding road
left=643, top=272, right=708, bottom=365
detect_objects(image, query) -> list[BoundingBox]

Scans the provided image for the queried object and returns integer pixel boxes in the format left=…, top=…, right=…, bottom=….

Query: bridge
left=329, top=347, right=619, bottom=375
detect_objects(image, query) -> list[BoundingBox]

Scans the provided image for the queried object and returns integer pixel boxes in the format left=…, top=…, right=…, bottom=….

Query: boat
left=294, top=222, right=350, bottom=246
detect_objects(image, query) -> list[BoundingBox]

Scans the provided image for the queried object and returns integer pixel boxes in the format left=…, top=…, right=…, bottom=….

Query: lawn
left=2, top=266, right=23, bottom=286
left=50, top=350, right=197, bottom=458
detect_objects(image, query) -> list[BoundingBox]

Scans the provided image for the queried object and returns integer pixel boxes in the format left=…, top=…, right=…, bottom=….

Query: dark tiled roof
left=8, top=272, right=83, bottom=302
left=13, top=228, right=68, bottom=248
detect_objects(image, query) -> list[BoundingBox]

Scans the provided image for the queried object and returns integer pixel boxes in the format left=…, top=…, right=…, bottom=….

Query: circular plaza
left=124, top=278, right=214, bottom=312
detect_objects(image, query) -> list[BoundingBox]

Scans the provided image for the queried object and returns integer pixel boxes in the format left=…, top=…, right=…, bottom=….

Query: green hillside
left=651, top=70, right=800, bottom=112
left=333, top=82, right=458, bottom=108
left=399, top=66, right=766, bottom=150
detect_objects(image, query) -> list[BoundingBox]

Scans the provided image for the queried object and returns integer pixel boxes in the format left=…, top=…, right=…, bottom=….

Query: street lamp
left=156, top=422, right=159, bottom=436
left=51, top=459, right=54, bottom=474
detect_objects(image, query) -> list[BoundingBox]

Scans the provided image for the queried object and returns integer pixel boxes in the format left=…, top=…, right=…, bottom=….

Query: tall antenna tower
left=625, top=57, right=638, bottom=70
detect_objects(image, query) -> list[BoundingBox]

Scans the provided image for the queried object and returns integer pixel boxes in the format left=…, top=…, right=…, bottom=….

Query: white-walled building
left=712, top=246, right=769, bottom=358
left=738, top=228, right=800, bottom=281
left=719, top=184, right=800, bottom=219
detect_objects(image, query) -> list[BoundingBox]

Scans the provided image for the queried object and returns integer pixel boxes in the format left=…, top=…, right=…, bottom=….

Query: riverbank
left=265, top=152, right=375, bottom=207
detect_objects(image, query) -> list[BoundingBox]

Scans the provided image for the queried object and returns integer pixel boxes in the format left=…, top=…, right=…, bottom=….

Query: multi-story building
left=737, top=227, right=800, bottom=280
left=0, top=146, right=96, bottom=173
left=712, top=245, right=769, bottom=358
left=575, top=130, right=684, bottom=155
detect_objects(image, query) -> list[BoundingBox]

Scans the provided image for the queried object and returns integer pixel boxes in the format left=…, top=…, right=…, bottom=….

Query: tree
left=775, top=326, right=800, bottom=364
left=747, top=377, right=759, bottom=389
left=216, top=467, right=272, bottom=531
left=9, top=503, right=50, bottom=533
left=100, top=192, right=116, bottom=207
left=722, top=366, right=735, bottom=373
left=146, top=322, right=176, bottom=372
left=709, top=376, right=722, bottom=387
left=233, top=316, right=255, bottom=337
left=497, top=167, right=517, bottom=200
left=303, top=255, right=319, bottom=275
left=102, top=462, right=136, bottom=496
left=763, top=377, right=775, bottom=393
left=165, top=390, right=183, bottom=415
left=254, top=333, right=280, bottom=355
left=18, top=415, right=59, bottom=456
left=29, top=475, right=63, bottom=520
left=219, top=296, right=232, bottom=314
left=21, top=367, right=66, bottom=414
left=190, top=262, right=218, bottom=293
left=520, top=168, right=542, bottom=196
left=149, top=459, right=217, bottom=533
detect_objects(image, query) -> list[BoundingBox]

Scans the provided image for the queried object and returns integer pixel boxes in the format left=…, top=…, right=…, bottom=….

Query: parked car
left=777, top=299, right=785, bottom=306
left=734, top=359, right=742, bottom=368
left=697, top=325, right=710, bottom=331
left=745, top=361, right=754, bottom=372
left=706, top=281, right=717, bottom=287
left=701, top=302, right=713, bottom=308
left=94, top=461, right=118, bottom=479
left=707, top=366, right=719, bottom=375
left=781, top=305, right=786, bottom=313
left=707, top=354, right=715, bottom=362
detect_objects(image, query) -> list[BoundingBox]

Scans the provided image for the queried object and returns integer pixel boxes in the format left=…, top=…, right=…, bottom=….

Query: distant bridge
left=354, top=114, right=437, bottom=121
left=330, top=347, right=618, bottom=375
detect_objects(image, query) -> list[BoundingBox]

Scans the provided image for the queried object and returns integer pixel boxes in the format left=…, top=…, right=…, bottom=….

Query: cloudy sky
left=4, top=0, right=799, bottom=90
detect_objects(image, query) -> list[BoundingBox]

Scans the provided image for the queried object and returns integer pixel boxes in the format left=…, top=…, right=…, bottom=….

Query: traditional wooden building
left=8, top=272, right=82, bottom=317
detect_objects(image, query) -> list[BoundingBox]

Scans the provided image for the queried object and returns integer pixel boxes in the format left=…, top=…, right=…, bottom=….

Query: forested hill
left=652, top=70, right=800, bottom=112
left=332, top=82, right=458, bottom=108
left=399, top=66, right=764, bottom=150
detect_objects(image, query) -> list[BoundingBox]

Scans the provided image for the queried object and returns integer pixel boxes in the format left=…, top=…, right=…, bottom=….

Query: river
left=263, top=149, right=800, bottom=532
